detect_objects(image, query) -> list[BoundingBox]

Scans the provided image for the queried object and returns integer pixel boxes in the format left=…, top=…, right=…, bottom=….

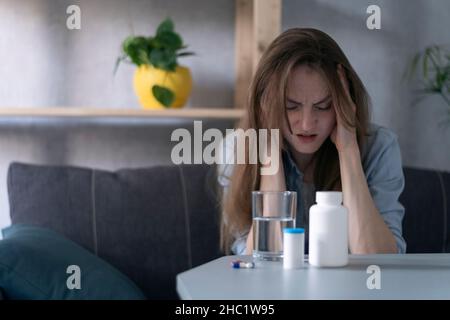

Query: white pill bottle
left=309, top=191, right=348, bottom=267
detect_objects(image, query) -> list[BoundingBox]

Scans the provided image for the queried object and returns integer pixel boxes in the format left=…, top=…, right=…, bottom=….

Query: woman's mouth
left=296, top=134, right=317, bottom=143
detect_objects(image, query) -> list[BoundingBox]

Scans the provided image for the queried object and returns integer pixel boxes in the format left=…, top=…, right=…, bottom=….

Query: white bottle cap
left=316, top=191, right=342, bottom=205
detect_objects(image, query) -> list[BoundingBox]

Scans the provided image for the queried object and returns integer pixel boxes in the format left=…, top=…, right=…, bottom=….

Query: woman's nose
left=301, top=108, right=317, bottom=131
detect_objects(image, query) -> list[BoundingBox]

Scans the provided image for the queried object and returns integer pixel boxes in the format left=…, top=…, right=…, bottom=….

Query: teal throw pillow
left=0, top=224, right=146, bottom=300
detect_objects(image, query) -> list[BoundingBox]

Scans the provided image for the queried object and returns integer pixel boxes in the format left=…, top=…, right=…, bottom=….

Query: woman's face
left=282, top=64, right=336, bottom=155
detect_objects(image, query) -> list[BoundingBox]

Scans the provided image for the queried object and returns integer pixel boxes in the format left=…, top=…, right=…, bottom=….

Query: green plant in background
left=115, top=18, right=194, bottom=107
left=405, top=45, right=450, bottom=126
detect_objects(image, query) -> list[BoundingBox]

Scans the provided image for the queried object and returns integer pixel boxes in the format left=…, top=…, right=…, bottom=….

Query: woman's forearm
left=339, top=146, right=398, bottom=254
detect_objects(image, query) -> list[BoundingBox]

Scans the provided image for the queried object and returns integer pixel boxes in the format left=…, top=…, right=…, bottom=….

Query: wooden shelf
left=0, top=108, right=244, bottom=120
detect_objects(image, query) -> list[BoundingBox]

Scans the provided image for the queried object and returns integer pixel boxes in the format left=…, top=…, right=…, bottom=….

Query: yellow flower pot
left=133, top=65, right=193, bottom=109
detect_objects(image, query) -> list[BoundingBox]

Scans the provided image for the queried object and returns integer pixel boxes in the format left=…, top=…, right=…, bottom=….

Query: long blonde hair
left=220, top=28, right=370, bottom=254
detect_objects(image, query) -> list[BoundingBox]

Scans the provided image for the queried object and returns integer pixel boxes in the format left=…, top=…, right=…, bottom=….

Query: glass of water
left=252, top=191, right=297, bottom=261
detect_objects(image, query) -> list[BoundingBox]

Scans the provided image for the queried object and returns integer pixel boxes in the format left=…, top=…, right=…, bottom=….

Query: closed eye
left=314, top=102, right=332, bottom=111
left=286, top=104, right=300, bottom=111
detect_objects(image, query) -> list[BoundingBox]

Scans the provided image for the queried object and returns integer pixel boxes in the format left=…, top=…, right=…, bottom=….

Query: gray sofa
left=6, top=162, right=223, bottom=299
left=4, top=162, right=450, bottom=299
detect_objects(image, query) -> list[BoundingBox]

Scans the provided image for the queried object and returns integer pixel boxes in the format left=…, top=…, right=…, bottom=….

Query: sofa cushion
left=400, top=167, right=450, bottom=253
left=7, top=162, right=222, bottom=299
left=0, top=224, right=145, bottom=300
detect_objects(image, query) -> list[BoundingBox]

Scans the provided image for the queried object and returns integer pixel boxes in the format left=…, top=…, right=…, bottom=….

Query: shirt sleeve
left=231, top=233, right=249, bottom=255
left=217, top=134, right=249, bottom=255
left=363, top=128, right=407, bottom=253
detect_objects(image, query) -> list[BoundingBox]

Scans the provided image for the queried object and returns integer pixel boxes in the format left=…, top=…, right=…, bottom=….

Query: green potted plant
left=116, top=18, right=194, bottom=109
left=405, top=44, right=450, bottom=126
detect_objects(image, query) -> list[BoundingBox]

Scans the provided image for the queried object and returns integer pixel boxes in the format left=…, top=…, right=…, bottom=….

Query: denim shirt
left=218, top=123, right=407, bottom=254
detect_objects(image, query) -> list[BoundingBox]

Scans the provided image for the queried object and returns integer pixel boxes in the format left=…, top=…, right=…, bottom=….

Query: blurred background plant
left=405, top=44, right=450, bottom=127
left=115, top=18, right=194, bottom=108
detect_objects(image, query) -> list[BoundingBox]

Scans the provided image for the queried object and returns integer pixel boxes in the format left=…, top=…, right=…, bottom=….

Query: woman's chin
left=291, top=144, right=319, bottom=154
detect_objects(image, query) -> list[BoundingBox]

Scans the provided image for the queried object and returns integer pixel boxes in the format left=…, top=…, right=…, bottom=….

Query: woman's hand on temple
left=330, top=64, right=359, bottom=153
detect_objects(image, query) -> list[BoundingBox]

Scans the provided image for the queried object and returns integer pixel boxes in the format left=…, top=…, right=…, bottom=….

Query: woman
left=218, top=28, right=406, bottom=255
